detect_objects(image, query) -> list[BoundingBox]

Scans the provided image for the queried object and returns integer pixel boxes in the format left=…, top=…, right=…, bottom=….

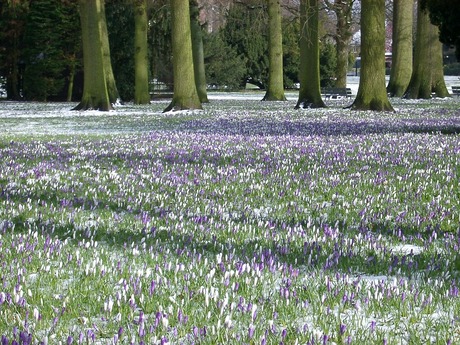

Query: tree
left=106, top=0, right=135, bottom=101
left=163, top=0, right=202, bottom=112
left=134, top=0, right=150, bottom=104
left=320, top=41, right=337, bottom=87
left=351, top=0, right=393, bottom=111
left=150, top=0, right=173, bottom=89
left=387, top=0, right=414, bottom=97
left=324, top=0, right=357, bottom=88
left=203, top=31, right=247, bottom=90
left=74, top=0, right=113, bottom=111
left=421, top=0, right=460, bottom=60
left=0, top=0, right=29, bottom=100
left=262, top=0, right=286, bottom=101
left=100, top=0, right=119, bottom=103
left=282, top=16, right=300, bottom=88
left=405, top=4, right=449, bottom=99
left=221, top=0, right=268, bottom=88
left=295, top=0, right=325, bottom=109
left=22, top=0, right=80, bottom=101
left=190, top=0, right=209, bottom=103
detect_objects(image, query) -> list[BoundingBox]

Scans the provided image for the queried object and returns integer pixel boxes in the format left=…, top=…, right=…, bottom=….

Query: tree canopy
left=421, top=0, right=460, bottom=60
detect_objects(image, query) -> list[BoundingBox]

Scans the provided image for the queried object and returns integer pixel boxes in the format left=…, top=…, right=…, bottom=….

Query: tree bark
left=333, top=0, right=354, bottom=88
left=66, top=57, right=76, bottom=102
left=351, top=0, right=393, bottom=111
left=164, top=0, right=202, bottom=112
left=387, top=0, right=414, bottom=97
left=190, top=0, right=209, bottom=103
left=295, top=0, right=325, bottom=109
left=74, top=0, right=112, bottom=111
left=262, top=0, right=286, bottom=101
left=134, top=0, right=151, bottom=104
left=405, top=4, right=449, bottom=99
left=100, top=0, right=119, bottom=104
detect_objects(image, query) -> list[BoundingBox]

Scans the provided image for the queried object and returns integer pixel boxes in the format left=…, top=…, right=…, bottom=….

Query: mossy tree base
left=295, top=98, right=326, bottom=109
left=163, top=97, right=202, bottom=112
left=72, top=97, right=113, bottom=111
left=262, top=92, right=287, bottom=101
left=351, top=98, right=394, bottom=112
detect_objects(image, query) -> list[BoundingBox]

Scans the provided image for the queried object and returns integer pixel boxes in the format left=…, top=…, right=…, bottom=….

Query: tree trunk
left=190, top=0, right=209, bottom=103
left=405, top=5, right=449, bottom=99
left=262, top=0, right=286, bottom=101
left=295, top=0, right=325, bottom=109
left=134, top=0, right=151, bottom=104
left=74, top=0, right=112, bottom=111
left=164, top=0, right=202, bottom=112
left=351, top=0, right=393, bottom=111
left=334, top=0, right=353, bottom=88
left=7, top=53, right=21, bottom=100
left=100, top=0, right=119, bottom=103
left=67, top=57, right=76, bottom=102
left=387, top=0, right=414, bottom=97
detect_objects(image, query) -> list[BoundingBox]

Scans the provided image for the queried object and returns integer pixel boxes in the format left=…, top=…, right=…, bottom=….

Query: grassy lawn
left=1, top=94, right=460, bottom=344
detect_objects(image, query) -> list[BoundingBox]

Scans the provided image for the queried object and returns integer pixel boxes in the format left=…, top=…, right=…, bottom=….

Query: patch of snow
left=391, top=244, right=424, bottom=256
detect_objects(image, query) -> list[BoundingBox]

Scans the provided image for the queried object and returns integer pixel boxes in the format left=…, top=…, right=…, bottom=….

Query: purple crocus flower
left=248, top=325, right=255, bottom=339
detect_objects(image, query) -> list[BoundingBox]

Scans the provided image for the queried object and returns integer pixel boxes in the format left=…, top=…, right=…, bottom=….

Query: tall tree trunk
left=74, top=0, right=112, bottom=111
left=100, top=0, right=119, bottom=103
left=387, top=0, right=414, bottom=97
left=66, top=57, right=76, bottom=102
left=295, top=0, right=325, bottom=109
left=190, top=0, right=209, bottom=103
left=164, top=0, right=202, bottom=112
left=7, top=50, right=21, bottom=100
left=333, top=0, right=354, bottom=88
left=351, top=0, right=393, bottom=111
left=134, top=0, right=151, bottom=104
left=405, top=4, right=449, bottom=99
left=262, top=0, right=286, bottom=101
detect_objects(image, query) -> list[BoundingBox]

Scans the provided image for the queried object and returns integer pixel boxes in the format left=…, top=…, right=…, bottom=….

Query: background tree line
left=0, top=0, right=458, bottom=107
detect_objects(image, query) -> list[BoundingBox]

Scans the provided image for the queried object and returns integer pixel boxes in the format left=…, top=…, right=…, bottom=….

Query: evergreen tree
left=282, top=16, right=300, bottom=88
left=106, top=0, right=135, bottom=102
left=221, top=0, right=268, bottom=88
left=0, top=0, right=29, bottom=100
left=22, top=0, right=79, bottom=101
left=320, top=42, right=337, bottom=88
left=203, top=31, right=247, bottom=90
left=150, top=0, right=173, bottom=89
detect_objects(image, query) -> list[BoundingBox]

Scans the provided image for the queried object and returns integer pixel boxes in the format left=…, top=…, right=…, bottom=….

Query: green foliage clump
left=220, top=0, right=269, bottom=88
left=203, top=32, right=247, bottom=90
left=106, top=0, right=136, bottom=102
left=320, top=42, right=338, bottom=87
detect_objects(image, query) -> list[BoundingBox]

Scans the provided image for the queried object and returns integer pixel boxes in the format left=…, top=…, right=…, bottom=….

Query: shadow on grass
left=3, top=196, right=458, bottom=282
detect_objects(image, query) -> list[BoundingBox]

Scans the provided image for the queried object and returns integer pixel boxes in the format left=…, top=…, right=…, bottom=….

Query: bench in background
left=452, top=86, right=460, bottom=97
left=321, top=87, right=353, bottom=99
